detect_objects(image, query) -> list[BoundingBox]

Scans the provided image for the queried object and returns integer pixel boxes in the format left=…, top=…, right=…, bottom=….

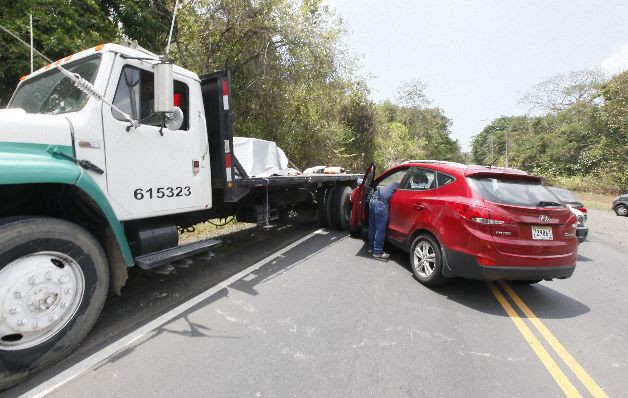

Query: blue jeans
left=368, top=199, right=389, bottom=255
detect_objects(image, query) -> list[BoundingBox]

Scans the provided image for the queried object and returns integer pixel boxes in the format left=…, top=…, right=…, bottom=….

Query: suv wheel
left=615, top=204, right=628, bottom=217
left=410, top=234, right=446, bottom=286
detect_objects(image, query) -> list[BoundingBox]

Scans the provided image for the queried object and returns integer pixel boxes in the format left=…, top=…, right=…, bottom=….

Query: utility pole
left=480, top=119, right=494, bottom=165
left=29, top=14, right=33, bottom=73
left=491, top=132, right=494, bottom=164
left=505, top=129, right=509, bottom=168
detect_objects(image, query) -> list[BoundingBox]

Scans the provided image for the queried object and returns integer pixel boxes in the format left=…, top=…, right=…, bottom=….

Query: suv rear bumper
left=443, top=248, right=576, bottom=281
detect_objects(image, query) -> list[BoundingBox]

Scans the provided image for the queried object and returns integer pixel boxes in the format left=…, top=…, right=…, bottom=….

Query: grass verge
left=573, top=191, right=616, bottom=212
left=179, top=218, right=256, bottom=244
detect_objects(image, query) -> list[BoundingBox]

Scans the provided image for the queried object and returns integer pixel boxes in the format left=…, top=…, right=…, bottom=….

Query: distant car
left=548, top=187, right=588, bottom=221
left=569, top=207, right=588, bottom=243
left=548, top=187, right=588, bottom=243
left=612, top=193, right=628, bottom=217
left=349, top=161, right=579, bottom=285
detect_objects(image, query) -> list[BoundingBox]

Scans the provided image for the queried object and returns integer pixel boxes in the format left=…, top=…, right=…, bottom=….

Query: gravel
left=585, top=208, right=628, bottom=248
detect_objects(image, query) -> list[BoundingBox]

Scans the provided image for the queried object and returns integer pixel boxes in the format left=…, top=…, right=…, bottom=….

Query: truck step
left=135, top=238, right=222, bottom=270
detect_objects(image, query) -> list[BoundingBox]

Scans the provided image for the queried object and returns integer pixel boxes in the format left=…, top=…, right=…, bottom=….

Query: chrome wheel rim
left=618, top=205, right=628, bottom=216
left=413, top=241, right=436, bottom=278
left=0, top=252, right=85, bottom=351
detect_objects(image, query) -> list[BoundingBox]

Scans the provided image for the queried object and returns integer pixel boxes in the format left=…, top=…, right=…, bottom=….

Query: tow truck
left=0, top=42, right=358, bottom=388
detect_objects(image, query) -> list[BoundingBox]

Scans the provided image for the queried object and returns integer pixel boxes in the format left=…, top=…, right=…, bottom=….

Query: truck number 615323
left=133, top=186, right=191, bottom=200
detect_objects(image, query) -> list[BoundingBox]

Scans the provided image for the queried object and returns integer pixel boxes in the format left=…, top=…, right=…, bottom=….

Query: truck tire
left=327, top=185, right=352, bottom=230
left=0, top=217, right=109, bottom=390
left=317, top=188, right=330, bottom=227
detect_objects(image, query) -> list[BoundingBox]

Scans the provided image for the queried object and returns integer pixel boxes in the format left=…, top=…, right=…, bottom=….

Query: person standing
left=368, top=181, right=400, bottom=259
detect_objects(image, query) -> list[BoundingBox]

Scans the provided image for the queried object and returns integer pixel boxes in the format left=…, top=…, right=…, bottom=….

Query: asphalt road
left=4, top=212, right=628, bottom=398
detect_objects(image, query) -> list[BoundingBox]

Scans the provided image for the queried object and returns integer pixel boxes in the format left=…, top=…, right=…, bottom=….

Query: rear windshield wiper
left=538, top=201, right=562, bottom=207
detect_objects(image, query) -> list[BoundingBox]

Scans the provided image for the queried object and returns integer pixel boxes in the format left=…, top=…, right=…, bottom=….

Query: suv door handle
left=414, top=203, right=425, bottom=210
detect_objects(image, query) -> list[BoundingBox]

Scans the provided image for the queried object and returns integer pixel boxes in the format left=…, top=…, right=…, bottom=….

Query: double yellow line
left=487, top=281, right=608, bottom=398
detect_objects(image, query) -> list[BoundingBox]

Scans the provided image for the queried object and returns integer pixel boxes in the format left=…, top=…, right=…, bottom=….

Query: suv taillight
left=576, top=206, right=587, bottom=221
left=447, top=203, right=506, bottom=225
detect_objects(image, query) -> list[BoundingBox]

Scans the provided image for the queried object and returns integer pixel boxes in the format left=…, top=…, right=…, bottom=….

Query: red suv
left=349, top=161, right=578, bottom=285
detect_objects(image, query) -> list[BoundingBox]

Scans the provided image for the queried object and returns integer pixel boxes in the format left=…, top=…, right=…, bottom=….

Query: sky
left=327, top=0, right=628, bottom=151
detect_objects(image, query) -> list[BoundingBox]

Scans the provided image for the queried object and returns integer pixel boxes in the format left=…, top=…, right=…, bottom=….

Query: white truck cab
left=6, top=44, right=212, bottom=220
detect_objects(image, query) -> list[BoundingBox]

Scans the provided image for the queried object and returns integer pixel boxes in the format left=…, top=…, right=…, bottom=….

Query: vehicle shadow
left=96, top=226, right=350, bottom=364
left=383, top=244, right=591, bottom=320
left=6, top=220, right=343, bottom=397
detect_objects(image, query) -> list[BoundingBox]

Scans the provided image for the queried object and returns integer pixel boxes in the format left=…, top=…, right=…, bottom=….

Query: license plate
left=531, top=226, right=553, bottom=240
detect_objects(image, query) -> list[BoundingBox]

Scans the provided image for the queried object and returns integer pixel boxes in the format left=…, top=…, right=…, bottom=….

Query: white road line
left=21, top=228, right=328, bottom=398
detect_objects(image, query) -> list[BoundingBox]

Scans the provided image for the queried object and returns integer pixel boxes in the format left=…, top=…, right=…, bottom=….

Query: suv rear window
left=467, top=177, right=563, bottom=207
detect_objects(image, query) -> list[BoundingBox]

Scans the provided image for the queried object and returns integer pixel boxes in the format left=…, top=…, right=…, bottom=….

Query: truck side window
left=112, top=65, right=189, bottom=130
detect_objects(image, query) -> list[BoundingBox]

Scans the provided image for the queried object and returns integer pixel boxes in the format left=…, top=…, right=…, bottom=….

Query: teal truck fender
left=0, top=143, right=135, bottom=277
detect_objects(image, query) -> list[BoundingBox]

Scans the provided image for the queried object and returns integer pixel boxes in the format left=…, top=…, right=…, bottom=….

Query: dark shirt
left=374, top=182, right=400, bottom=205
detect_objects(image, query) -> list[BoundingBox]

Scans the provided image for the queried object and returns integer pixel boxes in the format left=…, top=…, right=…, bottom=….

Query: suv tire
left=410, top=234, right=446, bottom=286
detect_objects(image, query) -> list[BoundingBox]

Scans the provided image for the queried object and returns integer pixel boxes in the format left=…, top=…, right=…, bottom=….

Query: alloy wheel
left=413, top=240, right=436, bottom=278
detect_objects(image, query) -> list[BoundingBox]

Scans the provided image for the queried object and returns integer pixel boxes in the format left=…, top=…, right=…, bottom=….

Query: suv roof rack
left=401, top=160, right=466, bottom=167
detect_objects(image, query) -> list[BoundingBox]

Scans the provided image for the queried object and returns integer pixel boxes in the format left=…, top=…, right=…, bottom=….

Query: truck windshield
left=8, top=56, right=101, bottom=115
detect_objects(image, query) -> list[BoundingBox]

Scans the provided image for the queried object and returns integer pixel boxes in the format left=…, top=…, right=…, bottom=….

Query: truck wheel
left=409, top=234, right=446, bottom=286
left=316, top=188, right=330, bottom=227
left=327, top=185, right=352, bottom=230
left=0, top=217, right=109, bottom=390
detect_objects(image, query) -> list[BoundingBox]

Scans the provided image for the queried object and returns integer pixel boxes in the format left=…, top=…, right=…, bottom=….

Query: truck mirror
left=165, top=106, right=184, bottom=131
left=154, top=62, right=174, bottom=113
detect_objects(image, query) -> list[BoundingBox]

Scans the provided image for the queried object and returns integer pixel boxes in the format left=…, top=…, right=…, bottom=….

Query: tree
left=99, top=0, right=174, bottom=54
left=395, top=78, right=430, bottom=109
left=172, top=0, right=375, bottom=169
left=518, top=69, right=607, bottom=113
left=0, top=0, right=118, bottom=105
left=600, top=70, right=628, bottom=188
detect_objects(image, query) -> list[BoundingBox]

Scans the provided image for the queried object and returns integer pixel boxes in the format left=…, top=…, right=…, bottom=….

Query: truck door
left=102, top=59, right=210, bottom=219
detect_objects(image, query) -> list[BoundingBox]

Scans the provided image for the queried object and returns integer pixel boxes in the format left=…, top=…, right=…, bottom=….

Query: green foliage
left=543, top=174, right=623, bottom=195
left=0, top=0, right=118, bottom=105
left=0, top=0, right=464, bottom=173
left=374, top=99, right=462, bottom=169
left=99, top=0, right=173, bottom=54
left=170, top=0, right=379, bottom=170
left=472, top=71, right=628, bottom=194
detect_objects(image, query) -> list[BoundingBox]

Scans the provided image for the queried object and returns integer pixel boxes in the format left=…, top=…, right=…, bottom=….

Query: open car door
left=349, top=162, right=376, bottom=233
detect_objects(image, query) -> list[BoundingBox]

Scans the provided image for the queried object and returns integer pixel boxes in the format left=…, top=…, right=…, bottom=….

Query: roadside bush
left=542, top=173, right=625, bottom=195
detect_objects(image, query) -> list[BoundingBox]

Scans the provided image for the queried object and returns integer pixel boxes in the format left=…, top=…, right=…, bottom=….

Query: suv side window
left=436, top=172, right=455, bottom=187
left=377, top=168, right=408, bottom=187
left=404, top=167, right=436, bottom=190
left=112, top=65, right=189, bottom=130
